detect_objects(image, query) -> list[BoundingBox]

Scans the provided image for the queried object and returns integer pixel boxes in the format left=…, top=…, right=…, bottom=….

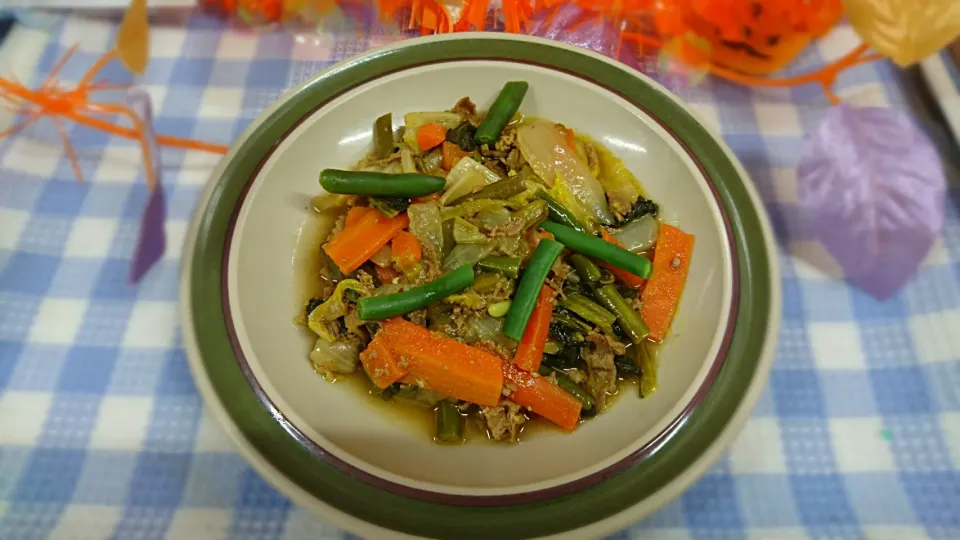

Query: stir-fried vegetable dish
left=302, top=82, right=695, bottom=443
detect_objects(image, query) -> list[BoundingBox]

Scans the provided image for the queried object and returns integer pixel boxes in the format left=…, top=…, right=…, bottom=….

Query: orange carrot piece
left=564, top=127, right=576, bottom=150
left=503, top=361, right=581, bottom=430
left=373, top=264, right=399, bottom=285
left=391, top=230, right=422, bottom=270
left=323, top=211, right=409, bottom=273
left=345, top=206, right=374, bottom=229
left=441, top=140, right=469, bottom=171
left=640, top=224, right=694, bottom=342
left=379, top=318, right=503, bottom=407
left=417, top=123, right=447, bottom=151
left=600, top=230, right=646, bottom=289
left=514, top=286, right=557, bottom=372
left=413, top=193, right=440, bottom=203
left=359, top=334, right=408, bottom=388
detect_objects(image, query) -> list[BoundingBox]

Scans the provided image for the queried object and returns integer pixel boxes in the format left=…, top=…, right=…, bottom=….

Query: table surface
left=0, top=13, right=959, bottom=540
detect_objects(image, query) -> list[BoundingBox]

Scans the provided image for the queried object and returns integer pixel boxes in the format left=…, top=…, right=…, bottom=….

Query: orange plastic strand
left=43, top=45, right=79, bottom=89
left=0, top=109, right=43, bottom=138
left=454, top=0, right=490, bottom=31
left=54, top=117, right=84, bottom=183
left=78, top=50, right=119, bottom=90
left=87, top=102, right=156, bottom=190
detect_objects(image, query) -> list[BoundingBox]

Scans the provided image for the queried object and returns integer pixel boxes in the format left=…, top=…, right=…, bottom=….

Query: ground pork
left=481, top=400, right=525, bottom=441
left=582, top=332, right=620, bottom=409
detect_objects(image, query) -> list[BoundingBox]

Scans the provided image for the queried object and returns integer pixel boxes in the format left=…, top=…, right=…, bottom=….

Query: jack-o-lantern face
left=677, top=0, right=844, bottom=75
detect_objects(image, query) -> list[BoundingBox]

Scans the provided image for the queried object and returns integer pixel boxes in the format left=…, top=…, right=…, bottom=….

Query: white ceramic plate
left=181, top=33, right=780, bottom=538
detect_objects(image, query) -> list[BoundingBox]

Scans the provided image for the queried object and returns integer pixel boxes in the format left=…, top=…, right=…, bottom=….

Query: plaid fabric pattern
left=1, top=15, right=958, bottom=540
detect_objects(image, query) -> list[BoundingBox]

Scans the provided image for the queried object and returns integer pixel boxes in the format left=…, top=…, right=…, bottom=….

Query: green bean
left=373, top=113, right=394, bottom=158
left=570, top=254, right=650, bottom=345
left=559, top=293, right=616, bottom=329
left=569, top=253, right=603, bottom=284
left=475, top=81, right=529, bottom=145
left=515, top=199, right=548, bottom=231
left=502, top=239, right=564, bottom=340
left=459, top=177, right=525, bottom=203
left=538, top=365, right=595, bottom=412
left=434, top=401, right=463, bottom=443
left=477, top=256, right=521, bottom=278
left=319, top=169, right=445, bottom=198
left=535, top=189, right=589, bottom=234
left=358, top=265, right=474, bottom=320
left=594, top=284, right=650, bottom=345
left=541, top=221, right=652, bottom=279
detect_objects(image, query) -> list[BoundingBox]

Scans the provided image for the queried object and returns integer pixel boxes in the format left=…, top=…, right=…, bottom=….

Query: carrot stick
left=359, top=333, right=409, bottom=388
left=417, top=123, right=447, bottom=151
left=514, top=285, right=556, bottom=372
left=323, top=210, right=409, bottom=273
left=345, top=206, right=374, bottom=229
left=441, top=141, right=468, bottom=171
left=391, top=230, right=421, bottom=270
left=379, top=318, right=503, bottom=406
left=503, top=361, right=581, bottom=430
left=640, top=224, right=694, bottom=342
left=600, top=230, right=645, bottom=289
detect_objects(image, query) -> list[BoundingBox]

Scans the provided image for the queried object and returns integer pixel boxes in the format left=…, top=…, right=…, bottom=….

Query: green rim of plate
left=187, top=37, right=774, bottom=538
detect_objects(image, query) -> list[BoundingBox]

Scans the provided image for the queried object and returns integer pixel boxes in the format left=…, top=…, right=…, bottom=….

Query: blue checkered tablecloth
left=0, top=14, right=958, bottom=540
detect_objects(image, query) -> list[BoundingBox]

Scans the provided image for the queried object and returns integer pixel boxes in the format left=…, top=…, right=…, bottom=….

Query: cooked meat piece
left=406, top=308, right=428, bottom=326
left=343, top=304, right=368, bottom=340
left=328, top=212, right=348, bottom=237
left=481, top=400, right=525, bottom=441
left=453, top=97, right=480, bottom=125
left=582, top=332, right=619, bottom=409
left=487, top=218, right=525, bottom=238
left=483, top=159, right=509, bottom=177
left=356, top=269, right=375, bottom=290
left=494, top=129, right=517, bottom=153
left=503, top=148, right=524, bottom=172
left=478, top=338, right=513, bottom=360
left=546, top=259, right=573, bottom=292
left=567, top=368, right=588, bottom=384
left=356, top=149, right=402, bottom=170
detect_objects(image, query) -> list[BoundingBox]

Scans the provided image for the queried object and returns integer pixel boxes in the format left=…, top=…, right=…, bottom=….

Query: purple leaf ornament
left=527, top=3, right=620, bottom=58
left=126, top=87, right=166, bottom=284
left=797, top=105, right=946, bottom=300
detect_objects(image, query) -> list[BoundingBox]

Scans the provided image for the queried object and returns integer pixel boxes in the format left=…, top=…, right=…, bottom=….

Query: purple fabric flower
left=797, top=105, right=946, bottom=300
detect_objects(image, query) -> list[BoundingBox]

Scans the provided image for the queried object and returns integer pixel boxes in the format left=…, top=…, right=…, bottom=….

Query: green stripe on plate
left=186, top=37, right=775, bottom=538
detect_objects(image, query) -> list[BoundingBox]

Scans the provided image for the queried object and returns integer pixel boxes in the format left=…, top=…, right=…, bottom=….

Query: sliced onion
left=310, top=338, right=360, bottom=375
left=440, top=157, right=500, bottom=205
left=516, top=122, right=615, bottom=225
left=441, top=242, right=495, bottom=272
left=370, top=245, right=393, bottom=267
left=611, top=215, right=659, bottom=253
left=408, top=201, right=444, bottom=261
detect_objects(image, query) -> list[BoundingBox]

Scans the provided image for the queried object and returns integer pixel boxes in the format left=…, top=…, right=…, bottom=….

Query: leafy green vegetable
left=617, top=196, right=659, bottom=225
left=453, top=217, right=488, bottom=244
left=594, top=138, right=645, bottom=219
left=441, top=199, right=510, bottom=220
left=445, top=122, right=478, bottom=151
left=308, top=279, right=367, bottom=342
left=614, top=354, right=642, bottom=377
left=369, top=196, right=410, bottom=218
